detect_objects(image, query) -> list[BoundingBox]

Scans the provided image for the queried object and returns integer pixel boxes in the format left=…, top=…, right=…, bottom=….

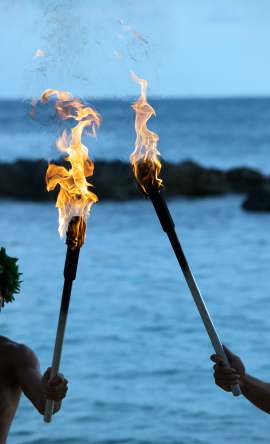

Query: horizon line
left=1, top=94, right=270, bottom=101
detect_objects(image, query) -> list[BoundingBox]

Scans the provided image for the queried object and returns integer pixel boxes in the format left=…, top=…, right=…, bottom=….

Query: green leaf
left=0, top=247, right=22, bottom=304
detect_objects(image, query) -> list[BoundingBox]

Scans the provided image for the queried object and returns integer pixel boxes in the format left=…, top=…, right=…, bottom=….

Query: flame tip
left=130, top=76, right=163, bottom=194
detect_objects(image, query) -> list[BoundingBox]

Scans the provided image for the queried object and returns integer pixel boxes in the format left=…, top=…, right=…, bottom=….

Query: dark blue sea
left=1, top=98, right=270, bottom=443
left=1, top=97, right=270, bottom=171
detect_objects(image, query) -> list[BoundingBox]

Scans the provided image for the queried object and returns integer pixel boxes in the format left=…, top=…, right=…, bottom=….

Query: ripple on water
left=2, top=196, right=270, bottom=444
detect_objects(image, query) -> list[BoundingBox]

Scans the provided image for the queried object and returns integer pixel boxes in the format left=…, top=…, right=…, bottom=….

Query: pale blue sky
left=1, top=0, right=270, bottom=98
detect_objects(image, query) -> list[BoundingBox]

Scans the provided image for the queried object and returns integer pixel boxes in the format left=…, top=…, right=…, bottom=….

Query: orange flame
left=40, top=89, right=100, bottom=244
left=130, top=72, right=163, bottom=195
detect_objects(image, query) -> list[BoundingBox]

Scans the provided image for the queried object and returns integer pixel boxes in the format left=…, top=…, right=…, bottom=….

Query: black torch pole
left=148, top=188, right=241, bottom=397
left=44, top=217, right=83, bottom=422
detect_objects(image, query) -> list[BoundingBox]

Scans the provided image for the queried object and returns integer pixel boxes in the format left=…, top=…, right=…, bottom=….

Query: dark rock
left=0, top=159, right=52, bottom=201
left=164, top=161, right=229, bottom=196
left=92, top=160, right=136, bottom=200
left=242, top=184, right=270, bottom=212
left=226, top=167, right=264, bottom=193
left=0, top=158, right=268, bottom=202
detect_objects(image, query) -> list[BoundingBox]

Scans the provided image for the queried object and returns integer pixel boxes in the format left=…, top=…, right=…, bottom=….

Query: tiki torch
left=130, top=73, right=241, bottom=397
left=40, top=89, right=100, bottom=422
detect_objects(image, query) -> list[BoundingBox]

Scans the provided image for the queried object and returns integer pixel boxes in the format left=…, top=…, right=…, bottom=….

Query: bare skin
left=211, top=345, right=270, bottom=413
left=0, top=334, right=68, bottom=443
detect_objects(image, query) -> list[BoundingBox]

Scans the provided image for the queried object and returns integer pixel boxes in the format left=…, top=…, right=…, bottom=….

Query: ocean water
left=1, top=97, right=270, bottom=173
left=1, top=97, right=270, bottom=443
left=1, top=196, right=270, bottom=444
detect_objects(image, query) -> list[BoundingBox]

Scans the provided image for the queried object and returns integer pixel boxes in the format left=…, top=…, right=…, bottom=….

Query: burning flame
left=130, top=72, right=163, bottom=195
left=40, top=89, right=100, bottom=245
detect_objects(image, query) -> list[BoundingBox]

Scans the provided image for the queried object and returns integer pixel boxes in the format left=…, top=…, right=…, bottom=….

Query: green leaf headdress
left=0, top=247, right=22, bottom=304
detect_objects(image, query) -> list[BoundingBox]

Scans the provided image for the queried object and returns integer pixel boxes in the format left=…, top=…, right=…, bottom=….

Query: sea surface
left=1, top=97, right=270, bottom=173
left=1, top=197, right=270, bottom=444
left=1, top=98, right=270, bottom=443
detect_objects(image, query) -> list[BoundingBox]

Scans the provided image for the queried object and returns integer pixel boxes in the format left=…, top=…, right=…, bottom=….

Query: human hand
left=211, top=345, right=245, bottom=392
left=42, top=367, right=68, bottom=402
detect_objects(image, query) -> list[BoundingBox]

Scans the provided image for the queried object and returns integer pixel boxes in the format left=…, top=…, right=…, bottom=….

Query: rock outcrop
left=0, top=159, right=268, bottom=209
left=242, top=185, right=270, bottom=212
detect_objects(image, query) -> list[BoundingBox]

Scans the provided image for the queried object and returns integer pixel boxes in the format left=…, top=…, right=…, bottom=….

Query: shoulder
left=7, top=341, right=39, bottom=370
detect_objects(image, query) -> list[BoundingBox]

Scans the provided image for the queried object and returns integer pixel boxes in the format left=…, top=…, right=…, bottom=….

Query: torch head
left=133, top=159, right=163, bottom=197
left=66, top=216, right=86, bottom=250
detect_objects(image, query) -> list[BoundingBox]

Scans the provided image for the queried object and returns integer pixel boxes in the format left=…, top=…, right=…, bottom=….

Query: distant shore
left=0, top=158, right=269, bottom=211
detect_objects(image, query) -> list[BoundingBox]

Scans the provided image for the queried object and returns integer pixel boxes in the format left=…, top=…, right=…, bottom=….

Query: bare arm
left=240, top=374, right=270, bottom=413
left=211, top=345, right=270, bottom=414
left=12, top=344, right=67, bottom=414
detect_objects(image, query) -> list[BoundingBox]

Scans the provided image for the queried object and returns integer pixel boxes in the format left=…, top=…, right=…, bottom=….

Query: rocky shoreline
left=0, top=158, right=269, bottom=211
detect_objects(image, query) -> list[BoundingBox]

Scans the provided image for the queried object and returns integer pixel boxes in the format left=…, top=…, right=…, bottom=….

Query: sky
left=1, top=0, right=270, bottom=98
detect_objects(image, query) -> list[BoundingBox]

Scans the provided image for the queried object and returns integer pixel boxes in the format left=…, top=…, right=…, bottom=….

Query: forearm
left=18, top=368, right=61, bottom=415
left=240, top=373, right=270, bottom=413
left=13, top=346, right=66, bottom=416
